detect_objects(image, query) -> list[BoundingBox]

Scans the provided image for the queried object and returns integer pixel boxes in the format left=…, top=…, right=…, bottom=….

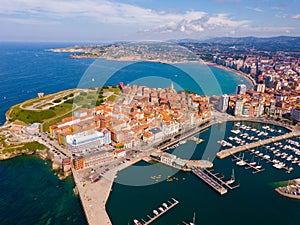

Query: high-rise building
left=255, top=83, right=265, bottom=93
left=234, top=99, right=244, bottom=116
left=236, top=84, right=247, bottom=95
left=218, top=94, right=229, bottom=112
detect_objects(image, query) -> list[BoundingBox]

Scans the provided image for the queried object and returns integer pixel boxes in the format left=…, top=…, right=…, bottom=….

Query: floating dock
left=135, top=198, right=179, bottom=225
left=231, top=153, right=264, bottom=174
left=192, top=168, right=228, bottom=195
left=249, top=148, right=292, bottom=173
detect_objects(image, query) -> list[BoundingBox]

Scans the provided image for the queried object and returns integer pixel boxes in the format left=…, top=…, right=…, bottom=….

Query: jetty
left=192, top=168, right=228, bottom=195
left=135, top=198, right=179, bottom=225
left=217, top=131, right=300, bottom=159
left=204, top=169, right=240, bottom=189
left=231, top=153, right=264, bottom=174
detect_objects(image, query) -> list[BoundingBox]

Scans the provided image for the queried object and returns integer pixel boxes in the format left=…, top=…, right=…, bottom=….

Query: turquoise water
left=107, top=121, right=300, bottom=225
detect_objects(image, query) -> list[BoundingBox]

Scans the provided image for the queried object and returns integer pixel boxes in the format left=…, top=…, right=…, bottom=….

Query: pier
left=231, top=153, right=264, bottom=174
left=204, top=169, right=240, bottom=189
left=136, top=198, right=179, bottom=225
left=249, top=148, right=292, bottom=173
left=217, top=131, right=300, bottom=159
left=192, top=168, right=228, bottom=195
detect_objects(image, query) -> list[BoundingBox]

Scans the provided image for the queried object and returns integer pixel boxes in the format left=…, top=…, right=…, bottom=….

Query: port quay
left=71, top=116, right=299, bottom=225
left=72, top=156, right=143, bottom=225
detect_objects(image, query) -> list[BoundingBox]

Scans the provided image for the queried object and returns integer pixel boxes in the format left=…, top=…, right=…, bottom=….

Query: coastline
left=69, top=54, right=257, bottom=89
left=202, top=61, right=256, bottom=88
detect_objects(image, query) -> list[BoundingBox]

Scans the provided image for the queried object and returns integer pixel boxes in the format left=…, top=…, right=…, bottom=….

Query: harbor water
left=107, top=121, right=300, bottom=225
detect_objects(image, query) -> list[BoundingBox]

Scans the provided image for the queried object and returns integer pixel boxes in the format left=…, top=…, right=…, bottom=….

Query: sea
left=107, top=122, right=300, bottom=225
left=1, top=42, right=296, bottom=225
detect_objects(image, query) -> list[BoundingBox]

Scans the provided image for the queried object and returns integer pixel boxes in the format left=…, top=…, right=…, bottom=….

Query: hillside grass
left=8, top=103, right=73, bottom=125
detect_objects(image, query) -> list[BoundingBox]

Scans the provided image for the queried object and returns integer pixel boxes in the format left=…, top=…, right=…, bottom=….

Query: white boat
left=236, top=154, right=247, bottom=166
left=190, top=212, right=196, bottom=225
left=159, top=207, right=164, bottom=212
left=231, top=129, right=240, bottom=134
left=226, top=168, right=235, bottom=185
left=255, top=159, right=262, bottom=169
left=236, top=160, right=247, bottom=166
left=134, top=219, right=142, bottom=225
left=153, top=210, right=159, bottom=215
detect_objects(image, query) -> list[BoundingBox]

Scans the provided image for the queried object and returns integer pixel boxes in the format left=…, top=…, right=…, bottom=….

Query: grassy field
left=8, top=103, right=73, bottom=125
left=6, top=86, right=122, bottom=133
left=21, top=89, right=76, bottom=108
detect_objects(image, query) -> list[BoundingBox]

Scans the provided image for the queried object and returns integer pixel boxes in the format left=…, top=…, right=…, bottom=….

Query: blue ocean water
left=0, top=42, right=251, bottom=225
left=0, top=42, right=250, bottom=125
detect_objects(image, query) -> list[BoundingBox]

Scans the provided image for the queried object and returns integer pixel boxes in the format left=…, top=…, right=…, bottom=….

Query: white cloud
left=0, top=0, right=183, bottom=24
left=247, top=7, right=263, bottom=12
left=1, top=0, right=295, bottom=40
left=291, top=14, right=300, bottom=19
left=0, top=17, right=60, bottom=25
left=143, top=12, right=251, bottom=35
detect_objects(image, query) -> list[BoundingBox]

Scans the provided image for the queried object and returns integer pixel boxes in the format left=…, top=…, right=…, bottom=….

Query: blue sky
left=0, top=0, right=300, bottom=42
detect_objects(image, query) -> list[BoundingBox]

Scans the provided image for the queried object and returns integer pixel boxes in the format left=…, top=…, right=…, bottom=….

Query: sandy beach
left=201, top=61, right=256, bottom=88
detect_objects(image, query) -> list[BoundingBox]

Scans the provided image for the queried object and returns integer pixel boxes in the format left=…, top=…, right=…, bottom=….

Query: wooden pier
left=137, top=198, right=179, bottom=225
left=231, top=153, right=264, bottom=174
left=192, top=168, right=228, bottom=195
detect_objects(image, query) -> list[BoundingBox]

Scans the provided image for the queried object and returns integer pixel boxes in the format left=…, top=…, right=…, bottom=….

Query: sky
left=0, top=0, right=300, bottom=42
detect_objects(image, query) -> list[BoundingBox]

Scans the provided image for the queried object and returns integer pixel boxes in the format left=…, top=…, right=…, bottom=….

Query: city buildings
left=50, top=83, right=210, bottom=170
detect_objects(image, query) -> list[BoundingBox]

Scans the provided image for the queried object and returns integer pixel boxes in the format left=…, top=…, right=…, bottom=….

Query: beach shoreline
left=201, top=61, right=256, bottom=88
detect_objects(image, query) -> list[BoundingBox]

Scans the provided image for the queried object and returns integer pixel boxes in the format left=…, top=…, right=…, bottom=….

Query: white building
left=218, top=94, right=229, bottom=112
left=234, top=99, right=244, bottom=116
left=66, top=130, right=109, bottom=153
left=236, top=84, right=247, bottom=95
left=256, top=83, right=265, bottom=93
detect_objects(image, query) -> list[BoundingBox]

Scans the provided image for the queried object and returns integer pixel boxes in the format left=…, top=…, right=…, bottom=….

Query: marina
left=217, top=131, right=299, bottom=159
left=133, top=198, right=179, bottom=225
left=231, top=153, right=264, bottom=174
